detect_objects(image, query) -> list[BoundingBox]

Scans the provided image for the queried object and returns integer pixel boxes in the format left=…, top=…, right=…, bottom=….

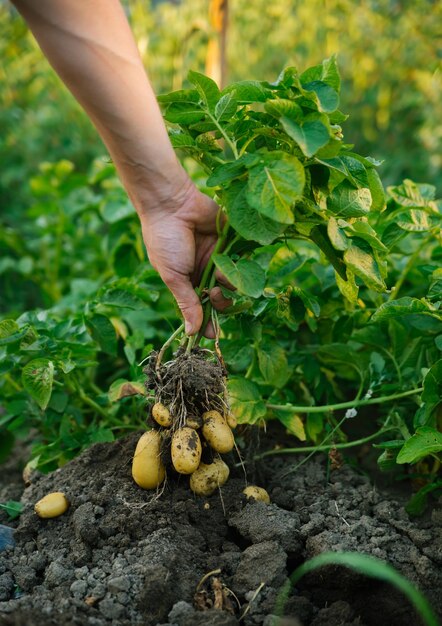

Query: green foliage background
left=0, top=1, right=441, bottom=506
left=1, top=0, right=441, bottom=220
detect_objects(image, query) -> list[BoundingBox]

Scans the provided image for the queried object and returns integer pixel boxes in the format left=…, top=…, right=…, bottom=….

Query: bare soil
left=0, top=429, right=441, bottom=626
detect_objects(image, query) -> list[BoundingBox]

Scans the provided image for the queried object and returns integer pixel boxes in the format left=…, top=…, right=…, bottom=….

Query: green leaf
left=220, top=341, right=254, bottom=372
left=22, top=358, right=54, bottom=410
left=226, top=184, right=287, bottom=245
left=0, top=320, right=30, bottom=346
left=87, top=429, right=115, bottom=445
left=327, top=217, right=349, bottom=251
left=113, top=242, right=140, bottom=278
left=309, top=226, right=347, bottom=280
left=397, top=209, right=432, bottom=232
left=265, top=99, right=302, bottom=120
left=387, top=179, right=435, bottom=208
left=327, top=181, right=372, bottom=218
left=366, top=167, right=386, bottom=211
left=228, top=377, right=267, bottom=424
left=206, top=154, right=259, bottom=187
left=406, top=481, right=442, bottom=517
left=335, top=269, right=358, bottom=303
left=257, top=343, right=290, bottom=388
left=169, top=133, right=196, bottom=148
left=371, top=297, right=432, bottom=322
left=215, top=93, right=237, bottom=121
left=99, top=287, right=150, bottom=310
left=281, top=118, right=330, bottom=157
left=300, top=55, right=340, bottom=92
left=340, top=156, right=369, bottom=188
left=100, top=196, right=135, bottom=223
left=275, top=552, right=440, bottom=626
left=302, top=80, right=339, bottom=113
left=187, top=70, right=221, bottom=112
left=421, top=359, right=442, bottom=417
left=108, top=379, right=146, bottom=402
left=223, top=80, right=270, bottom=103
left=397, top=427, right=442, bottom=464
left=317, top=155, right=369, bottom=188
left=207, top=160, right=246, bottom=187
left=275, top=412, right=306, bottom=441
left=377, top=449, right=399, bottom=472
left=164, top=102, right=205, bottom=125
left=157, top=88, right=199, bottom=104
left=246, top=152, right=305, bottom=224
left=344, top=244, right=386, bottom=292
left=321, top=55, right=341, bottom=91
left=212, top=254, right=266, bottom=298
left=342, top=220, right=388, bottom=252
left=293, top=286, right=321, bottom=317
left=0, top=500, right=23, bottom=520
left=86, top=314, right=117, bottom=356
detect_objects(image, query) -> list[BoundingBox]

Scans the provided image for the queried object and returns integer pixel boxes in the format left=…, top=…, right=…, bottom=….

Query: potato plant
left=0, top=58, right=441, bottom=510
left=123, top=56, right=441, bottom=498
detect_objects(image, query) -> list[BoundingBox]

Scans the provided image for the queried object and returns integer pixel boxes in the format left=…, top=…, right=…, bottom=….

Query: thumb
left=163, top=271, right=203, bottom=336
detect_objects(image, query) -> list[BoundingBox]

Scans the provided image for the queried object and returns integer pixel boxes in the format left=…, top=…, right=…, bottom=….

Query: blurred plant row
left=1, top=0, right=441, bottom=220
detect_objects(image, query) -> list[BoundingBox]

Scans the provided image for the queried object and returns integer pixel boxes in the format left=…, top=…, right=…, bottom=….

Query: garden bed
left=0, top=430, right=441, bottom=626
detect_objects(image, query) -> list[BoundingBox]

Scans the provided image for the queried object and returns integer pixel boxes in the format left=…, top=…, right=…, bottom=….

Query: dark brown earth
left=0, top=429, right=441, bottom=626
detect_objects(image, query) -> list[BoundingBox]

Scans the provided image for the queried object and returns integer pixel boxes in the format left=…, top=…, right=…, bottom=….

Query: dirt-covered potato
left=189, top=458, right=230, bottom=496
left=226, top=413, right=238, bottom=429
left=202, top=411, right=234, bottom=454
left=34, top=492, right=69, bottom=518
left=151, top=402, right=172, bottom=428
left=171, top=427, right=202, bottom=474
left=243, top=485, right=270, bottom=503
left=132, top=430, right=166, bottom=489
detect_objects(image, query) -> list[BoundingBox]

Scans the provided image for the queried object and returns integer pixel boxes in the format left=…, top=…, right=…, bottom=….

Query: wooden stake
left=205, top=0, right=229, bottom=88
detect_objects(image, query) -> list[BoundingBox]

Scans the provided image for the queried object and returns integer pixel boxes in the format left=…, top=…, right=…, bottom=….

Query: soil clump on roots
left=144, top=347, right=228, bottom=430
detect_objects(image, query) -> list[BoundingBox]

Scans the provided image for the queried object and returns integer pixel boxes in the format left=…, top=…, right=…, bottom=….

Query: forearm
left=11, top=0, right=189, bottom=214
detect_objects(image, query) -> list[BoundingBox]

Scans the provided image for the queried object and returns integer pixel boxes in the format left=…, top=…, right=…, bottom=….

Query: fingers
left=203, top=320, right=216, bottom=340
left=163, top=271, right=203, bottom=336
left=209, top=286, right=232, bottom=312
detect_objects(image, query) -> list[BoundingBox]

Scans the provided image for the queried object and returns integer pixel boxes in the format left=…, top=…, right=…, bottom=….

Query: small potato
left=35, top=492, right=69, bottom=518
left=243, top=485, right=270, bottom=504
left=226, top=413, right=238, bottom=429
left=171, top=427, right=202, bottom=474
left=213, top=457, right=230, bottom=485
left=202, top=412, right=234, bottom=454
left=202, top=410, right=224, bottom=422
left=152, top=402, right=172, bottom=428
left=132, top=430, right=166, bottom=489
left=190, top=458, right=230, bottom=496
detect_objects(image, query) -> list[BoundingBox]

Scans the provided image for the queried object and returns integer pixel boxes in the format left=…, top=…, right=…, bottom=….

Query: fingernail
left=185, top=320, right=193, bottom=335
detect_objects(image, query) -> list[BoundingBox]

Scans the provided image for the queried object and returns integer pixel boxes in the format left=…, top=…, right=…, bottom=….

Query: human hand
left=139, top=177, right=232, bottom=337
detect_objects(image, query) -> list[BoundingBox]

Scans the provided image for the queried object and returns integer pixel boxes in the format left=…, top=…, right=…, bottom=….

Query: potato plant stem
left=81, top=394, right=109, bottom=419
left=388, top=232, right=433, bottom=301
left=157, top=323, right=185, bottom=367
left=186, top=220, right=231, bottom=350
left=253, top=426, right=397, bottom=459
left=267, top=387, right=423, bottom=414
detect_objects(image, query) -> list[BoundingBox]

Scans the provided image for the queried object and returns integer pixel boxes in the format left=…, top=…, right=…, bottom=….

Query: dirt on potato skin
left=0, top=430, right=441, bottom=626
